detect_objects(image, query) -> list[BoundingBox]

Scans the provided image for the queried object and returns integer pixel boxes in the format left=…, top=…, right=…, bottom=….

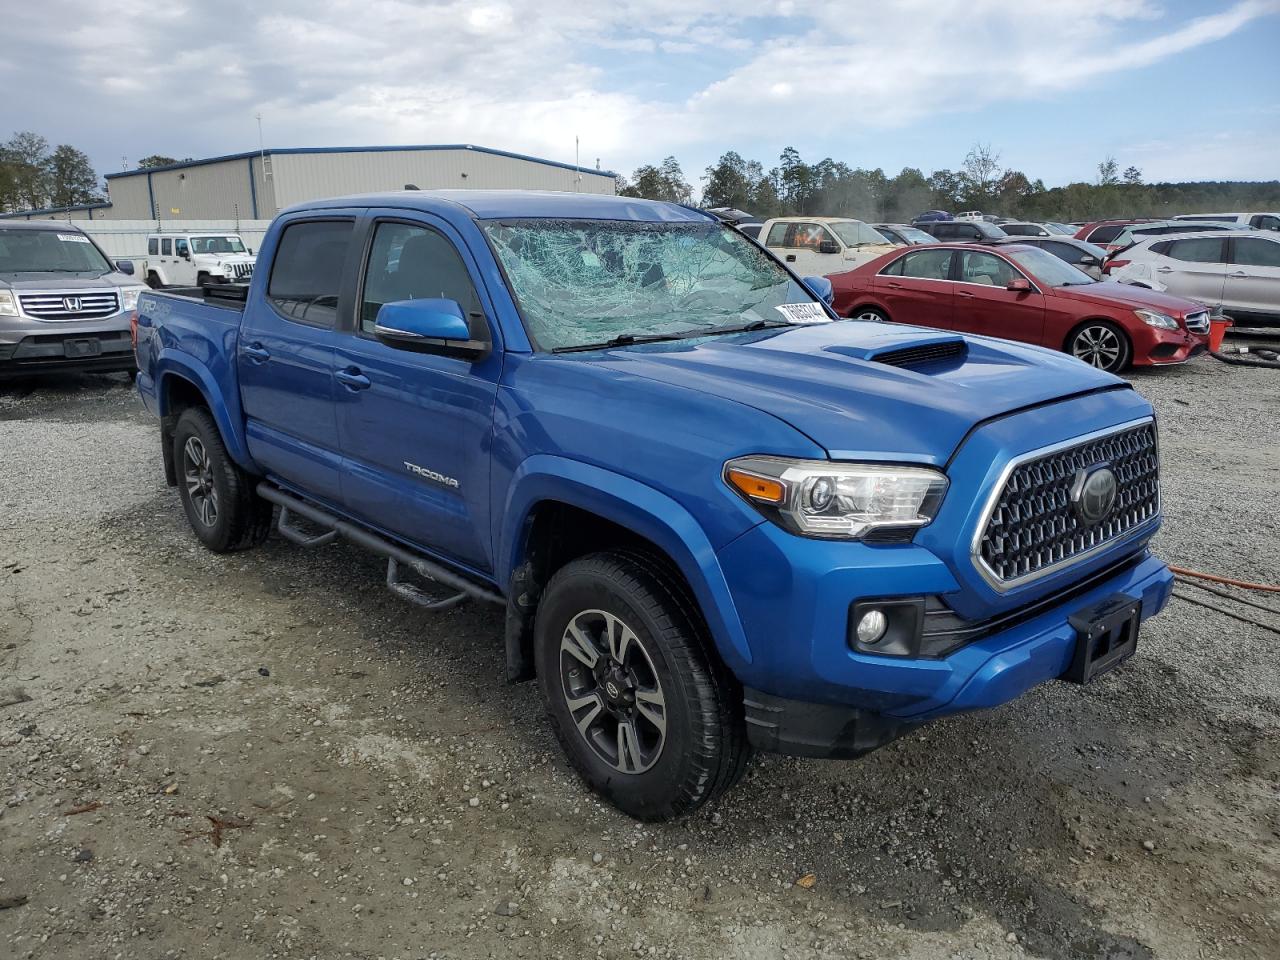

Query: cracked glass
left=482, top=219, right=821, bottom=351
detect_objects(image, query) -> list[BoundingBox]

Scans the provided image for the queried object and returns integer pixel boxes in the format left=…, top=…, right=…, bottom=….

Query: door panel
left=950, top=251, right=1046, bottom=344
left=334, top=215, right=502, bottom=572
left=873, top=248, right=957, bottom=328
left=1155, top=238, right=1226, bottom=305
left=238, top=217, right=356, bottom=504
left=1223, top=237, right=1280, bottom=316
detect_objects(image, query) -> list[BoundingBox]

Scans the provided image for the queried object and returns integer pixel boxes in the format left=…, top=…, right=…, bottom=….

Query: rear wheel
left=535, top=552, right=749, bottom=820
left=173, top=407, right=272, bottom=552
left=146, top=272, right=161, bottom=289
left=850, top=306, right=890, bottom=323
left=1067, top=321, right=1132, bottom=372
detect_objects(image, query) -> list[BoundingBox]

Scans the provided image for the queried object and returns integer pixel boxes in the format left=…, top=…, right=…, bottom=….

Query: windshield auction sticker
left=775, top=302, right=831, bottom=324
left=57, top=233, right=91, bottom=243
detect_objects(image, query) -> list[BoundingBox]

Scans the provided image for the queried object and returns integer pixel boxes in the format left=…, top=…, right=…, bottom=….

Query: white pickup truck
left=756, top=217, right=896, bottom=277
left=143, top=233, right=256, bottom=288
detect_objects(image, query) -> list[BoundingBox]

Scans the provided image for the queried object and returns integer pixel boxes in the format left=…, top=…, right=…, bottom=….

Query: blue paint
left=134, top=190, right=1174, bottom=759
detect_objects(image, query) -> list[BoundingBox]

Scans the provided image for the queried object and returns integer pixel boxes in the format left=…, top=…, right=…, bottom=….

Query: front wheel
left=173, top=407, right=272, bottom=552
left=1067, top=321, right=1132, bottom=373
left=535, top=552, right=749, bottom=820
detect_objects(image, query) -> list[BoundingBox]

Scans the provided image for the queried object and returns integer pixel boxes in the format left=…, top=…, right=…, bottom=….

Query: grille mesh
left=19, top=291, right=120, bottom=321
left=977, top=422, right=1159, bottom=585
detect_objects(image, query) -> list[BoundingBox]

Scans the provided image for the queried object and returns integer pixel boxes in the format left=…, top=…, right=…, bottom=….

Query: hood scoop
left=823, top=333, right=968, bottom=369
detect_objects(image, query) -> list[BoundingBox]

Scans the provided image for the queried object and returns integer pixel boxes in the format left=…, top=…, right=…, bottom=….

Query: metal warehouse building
left=3, top=144, right=616, bottom=222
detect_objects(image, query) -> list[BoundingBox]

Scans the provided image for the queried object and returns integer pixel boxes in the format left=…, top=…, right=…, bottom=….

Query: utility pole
left=574, top=136, right=583, bottom=192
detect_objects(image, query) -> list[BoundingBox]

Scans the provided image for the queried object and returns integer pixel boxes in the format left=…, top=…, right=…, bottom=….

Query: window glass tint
left=1252, top=215, right=1280, bottom=231
left=879, top=254, right=905, bottom=276
left=267, top=220, right=353, bottom=326
left=897, top=249, right=954, bottom=280
left=765, top=223, right=789, bottom=246
left=148, top=238, right=158, bottom=255
left=175, top=238, right=189, bottom=256
left=161, top=238, right=172, bottom=255
left=1002, top=223, right=1037, bottom=236
left=1148, top=240, right=1172, bottom=256
left=360, top=222, right=483, bottom=334
left=958, top=251, right=1019, bottom=286
left=1165, top=238, right=1225, bottom=264
left=1232, top=237, right=1280, bottom=268
left=1087, top=225, right=1123, bottom=244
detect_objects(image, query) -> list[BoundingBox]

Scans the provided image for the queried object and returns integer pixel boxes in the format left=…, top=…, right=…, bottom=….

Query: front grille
left=230, top=262, right=253, bottom=280
left=875, top=340, right=967, bottom=368
left=1184, top=310, right=1209, bottom=334
left=19, top=291, right=120, bottom=321
left=975, top=421, right=1159, bottom=588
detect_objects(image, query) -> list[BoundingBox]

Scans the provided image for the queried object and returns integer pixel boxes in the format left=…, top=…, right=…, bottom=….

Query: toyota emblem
left=1070, top=463, right=1118, bottom=526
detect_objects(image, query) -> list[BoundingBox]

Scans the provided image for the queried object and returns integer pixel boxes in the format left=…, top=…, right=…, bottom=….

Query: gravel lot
left=1, top=353, right=1277, bottom=960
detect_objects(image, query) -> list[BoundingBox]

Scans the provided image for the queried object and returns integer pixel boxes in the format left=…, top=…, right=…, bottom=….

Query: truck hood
left=585, top=321, right=1124, bottom=466
left=0, top=271, right=140, bottom=290
left=1052, top=280, right=1202, bottom=315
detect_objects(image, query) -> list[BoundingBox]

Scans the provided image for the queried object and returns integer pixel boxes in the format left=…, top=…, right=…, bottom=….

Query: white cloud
left=2, top=0, right=1275, bottom=181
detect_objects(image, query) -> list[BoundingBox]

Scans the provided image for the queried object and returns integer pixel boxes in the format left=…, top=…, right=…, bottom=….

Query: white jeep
left=143, top=233, right=256, bottom=288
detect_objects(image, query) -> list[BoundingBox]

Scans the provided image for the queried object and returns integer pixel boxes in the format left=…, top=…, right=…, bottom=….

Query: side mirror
left=1079, top=255, right=1098, bottom=266
left=1006, top=277, right=1032, bottom=292
left=115, top=259, right=135, bottom=276
left=374, top=298, right=488, bottom=360
left=179, top=250, right=190, bottom=261
left=818, top=240, right=840, bottom=255
left=802, top=275, right=834, bottom=306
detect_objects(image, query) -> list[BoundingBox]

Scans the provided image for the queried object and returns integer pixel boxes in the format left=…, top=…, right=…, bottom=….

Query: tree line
left=0, top=130, right=197, bottom=214
left=619, top=144, right=1280, bottom=223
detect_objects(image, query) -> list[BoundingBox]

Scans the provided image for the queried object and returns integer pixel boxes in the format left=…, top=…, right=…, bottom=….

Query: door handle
left=885, top=281, right=903, bottom=289
left=1229, top=271, right=1248, bottom=277
left=335, top=367, right=371, bottom=391
left=785, top=254, right=796, bottom=262
left=242, top=342, right=270, bottom=363
left=1155, top=267, right=1173, bottom=274
left=957, top=290, right=975, bottom=298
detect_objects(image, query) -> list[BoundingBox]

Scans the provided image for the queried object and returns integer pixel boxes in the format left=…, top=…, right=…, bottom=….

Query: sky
left=1, top=0, right=1278, bottom=194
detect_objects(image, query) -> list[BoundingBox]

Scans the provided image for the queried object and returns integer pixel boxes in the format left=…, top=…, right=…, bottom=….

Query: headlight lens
left=120, top=287, right=145, bottom=311
left=1135, top=308, right=1178, bottom=330
left=0, top=290, right=17, bottom=316
left=725, top=456, right=948, bottom=539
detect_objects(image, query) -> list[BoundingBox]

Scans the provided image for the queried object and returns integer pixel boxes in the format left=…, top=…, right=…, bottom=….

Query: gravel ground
left=1, top=354, right=1277, bottom=960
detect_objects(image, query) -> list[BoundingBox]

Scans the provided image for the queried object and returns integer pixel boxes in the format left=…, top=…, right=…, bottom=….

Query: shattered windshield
left=482, top=219, right=822, bottom=351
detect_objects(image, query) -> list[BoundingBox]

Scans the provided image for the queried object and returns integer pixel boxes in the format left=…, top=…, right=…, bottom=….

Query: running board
left=255, top=483, right=504, bottom=610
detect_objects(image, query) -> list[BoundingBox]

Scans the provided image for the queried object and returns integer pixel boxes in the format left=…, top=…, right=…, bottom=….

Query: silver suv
left=0, top=221, right=146, bottom=376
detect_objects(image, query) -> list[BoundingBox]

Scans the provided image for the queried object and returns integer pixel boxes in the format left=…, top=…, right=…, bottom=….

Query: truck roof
left=282, top=190, right=715, bottom=224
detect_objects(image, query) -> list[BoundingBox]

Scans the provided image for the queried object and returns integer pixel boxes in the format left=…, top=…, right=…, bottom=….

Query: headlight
left=1135, top=308, right=1178, bottom=330
left=120, top=287, right=144, bottom=311
left=724, top=456, right=948, bottom=539
left=0, top=290, right=17, bottom=316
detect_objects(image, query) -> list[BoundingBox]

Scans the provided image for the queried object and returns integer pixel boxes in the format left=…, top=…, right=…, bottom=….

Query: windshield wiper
left=551, top=331, right=696, bottom=354
left=692, top=319, right=793, bottom=337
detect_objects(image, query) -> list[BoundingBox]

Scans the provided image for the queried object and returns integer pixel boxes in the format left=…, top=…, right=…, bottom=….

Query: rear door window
left=161, top=238, right=172, bottom=255
left=1086, top=225, right=1124, bottom=244
left=1231, top=237, right=1280, bottom=268
left=894, top=248, right=955, bottom=280
left=267, top=219, right=355, bottom=327
left=1165, top=238, right=1226, bottom=264
left=1250, top=215, right=1280, bottom=231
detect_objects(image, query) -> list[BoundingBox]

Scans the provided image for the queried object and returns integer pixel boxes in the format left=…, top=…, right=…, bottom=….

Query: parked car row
left=827, top=241, right=1210, bottom=372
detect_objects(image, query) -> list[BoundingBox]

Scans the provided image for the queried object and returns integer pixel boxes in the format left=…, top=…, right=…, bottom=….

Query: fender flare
left=499, top=454, right=754, bottom=669
left=154, top=352, right=258, bottom=472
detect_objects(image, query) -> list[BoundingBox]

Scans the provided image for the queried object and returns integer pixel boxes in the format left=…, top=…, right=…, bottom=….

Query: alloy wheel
left=559, top=609, right=667, bottom=774
left=853, top=310, right=887, bottom=323
left=182, top=436, right=219, bottom=527
left=1072, top=324, right=1123, bottom=370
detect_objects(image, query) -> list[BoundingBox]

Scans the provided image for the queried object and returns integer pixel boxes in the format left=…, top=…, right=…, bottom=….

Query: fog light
left=856, top=608, right=888, bottom=645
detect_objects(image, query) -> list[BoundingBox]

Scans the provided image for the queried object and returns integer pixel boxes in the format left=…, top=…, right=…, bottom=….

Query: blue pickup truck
left=135, top=191, right=1173, bottom=819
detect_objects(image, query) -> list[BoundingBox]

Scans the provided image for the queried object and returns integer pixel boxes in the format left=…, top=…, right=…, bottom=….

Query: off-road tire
left=535, top=551, right=750, bottom=820
left=173, top=407, right=272, bottom=553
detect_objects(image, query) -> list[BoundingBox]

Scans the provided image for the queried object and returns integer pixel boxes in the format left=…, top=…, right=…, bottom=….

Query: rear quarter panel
left=135, top=290, right=257, bottom=471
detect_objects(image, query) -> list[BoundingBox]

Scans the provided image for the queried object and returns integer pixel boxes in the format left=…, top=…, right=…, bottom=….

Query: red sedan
left=828, top=243, right=1210, bottom=372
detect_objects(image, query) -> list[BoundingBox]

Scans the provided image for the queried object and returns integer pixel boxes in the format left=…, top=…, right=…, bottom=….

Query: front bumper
left=738, top=550, right=1172, bottom=758
left=0, top=312, right=135, bottom=376
left=1130, top=323, right=1208, bottom=366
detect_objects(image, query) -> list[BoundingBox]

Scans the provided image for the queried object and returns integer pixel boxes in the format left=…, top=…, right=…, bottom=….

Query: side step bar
left=255, top=483, right=504, bottom=611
